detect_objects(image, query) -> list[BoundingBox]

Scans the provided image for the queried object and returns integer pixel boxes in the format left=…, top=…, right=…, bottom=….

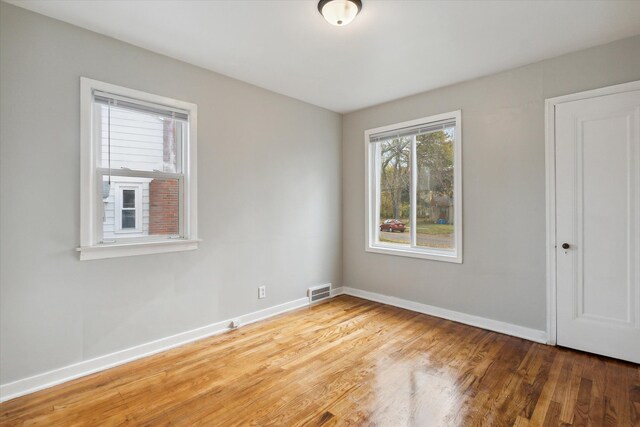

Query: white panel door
left=555, top=89, right=640, bottom=363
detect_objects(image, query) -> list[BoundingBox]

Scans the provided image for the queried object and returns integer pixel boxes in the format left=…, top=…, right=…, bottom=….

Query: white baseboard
left=330, top=286, right=344, bottom=297
left=1, top=284, right=545, bottom=402
left=0, top=294, right=314, bottom=403
left=342, top=287, right=548, bottom=344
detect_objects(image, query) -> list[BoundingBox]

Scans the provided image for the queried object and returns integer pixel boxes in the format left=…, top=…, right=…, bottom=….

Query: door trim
left=544, top=80, right=640, bottom=346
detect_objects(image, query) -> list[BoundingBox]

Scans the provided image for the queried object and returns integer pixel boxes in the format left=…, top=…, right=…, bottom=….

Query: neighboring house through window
left=365, top=111, right=462, bottom=263
left=79, top=78, right=198, bottom=260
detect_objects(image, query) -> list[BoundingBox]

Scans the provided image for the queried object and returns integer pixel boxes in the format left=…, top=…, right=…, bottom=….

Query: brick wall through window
left=149, top=179, right=179, bottom=235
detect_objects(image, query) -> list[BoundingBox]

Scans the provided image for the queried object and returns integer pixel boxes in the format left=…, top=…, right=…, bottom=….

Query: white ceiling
left=8, top=0, right=640, bottom=113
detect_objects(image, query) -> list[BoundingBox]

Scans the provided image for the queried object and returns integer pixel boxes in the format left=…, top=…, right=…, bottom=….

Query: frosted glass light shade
left=318, top=0, right=362, bottom=26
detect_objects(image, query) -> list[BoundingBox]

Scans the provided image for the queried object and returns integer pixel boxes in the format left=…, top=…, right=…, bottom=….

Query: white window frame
left=364, top=111, right=462, bottom=263
left=114, top=183, right=143, bottom=234
left=79, top=77, right=199, bottom=260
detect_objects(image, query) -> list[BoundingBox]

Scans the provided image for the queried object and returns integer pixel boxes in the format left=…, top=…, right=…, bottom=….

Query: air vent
left=308, top=283, right=332, bottom=303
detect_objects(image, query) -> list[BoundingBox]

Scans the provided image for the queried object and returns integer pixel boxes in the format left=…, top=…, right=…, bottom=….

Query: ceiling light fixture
left=318, top=0, right=362, bottom=27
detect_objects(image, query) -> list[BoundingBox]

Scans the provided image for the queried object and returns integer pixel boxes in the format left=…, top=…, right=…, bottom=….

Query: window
left=365, top=111, right=462, bottom=263
left=121, top=190, right=137, bottom=229
left=114, top=184, right=142, bottom=233
left=79, top=78, right=198, bottom=260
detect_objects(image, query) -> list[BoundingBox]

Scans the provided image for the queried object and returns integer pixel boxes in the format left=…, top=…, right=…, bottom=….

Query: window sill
left=77, top=239, right=200, bottom=261
left=366, top=244, right=462, bottom=264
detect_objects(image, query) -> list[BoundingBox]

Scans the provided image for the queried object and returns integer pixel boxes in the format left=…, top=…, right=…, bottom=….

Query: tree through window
left=366, top=111, right=462, bottom=263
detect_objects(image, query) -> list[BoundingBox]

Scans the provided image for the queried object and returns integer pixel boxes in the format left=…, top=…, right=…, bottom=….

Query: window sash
left=97, top=171, right=184, bottom=244
left=97, top=168, right=183, bottom=180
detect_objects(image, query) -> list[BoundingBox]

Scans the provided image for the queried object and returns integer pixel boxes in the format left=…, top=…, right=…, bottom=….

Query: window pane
left=121, top=210, right=136, bottom=229
left=122, top=189, right=135, bottom=208
left=98, top=103, right=183, bottom=173
left=377, top=138, right=411, bottom=246
left=416, top=128, right=455, bottom=250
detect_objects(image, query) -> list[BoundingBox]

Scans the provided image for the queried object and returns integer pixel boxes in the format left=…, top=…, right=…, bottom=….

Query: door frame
left=544, top=80, right=640, bottom=346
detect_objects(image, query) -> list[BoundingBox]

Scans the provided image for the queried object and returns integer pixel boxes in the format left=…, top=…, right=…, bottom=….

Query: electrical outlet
left=258, top=286, right=266, bottom=299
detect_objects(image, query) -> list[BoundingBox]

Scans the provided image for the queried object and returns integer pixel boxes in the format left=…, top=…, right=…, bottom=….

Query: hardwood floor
left=1, top=295, right=639, bottom=426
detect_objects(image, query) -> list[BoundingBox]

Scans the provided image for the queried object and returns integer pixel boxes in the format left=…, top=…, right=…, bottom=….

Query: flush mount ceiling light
left=318, top=0, right=362, bottom=26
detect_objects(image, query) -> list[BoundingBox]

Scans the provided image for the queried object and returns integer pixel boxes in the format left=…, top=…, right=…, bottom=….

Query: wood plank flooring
left=1, top=295, right=639, bottom=426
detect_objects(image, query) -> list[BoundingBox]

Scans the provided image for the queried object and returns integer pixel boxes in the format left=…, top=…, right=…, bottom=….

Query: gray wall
left=0, top=2, right=342, bottom=385
left=342, top=35, right=640, bottom=331
left=2, top=0, right=640, bottom=389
